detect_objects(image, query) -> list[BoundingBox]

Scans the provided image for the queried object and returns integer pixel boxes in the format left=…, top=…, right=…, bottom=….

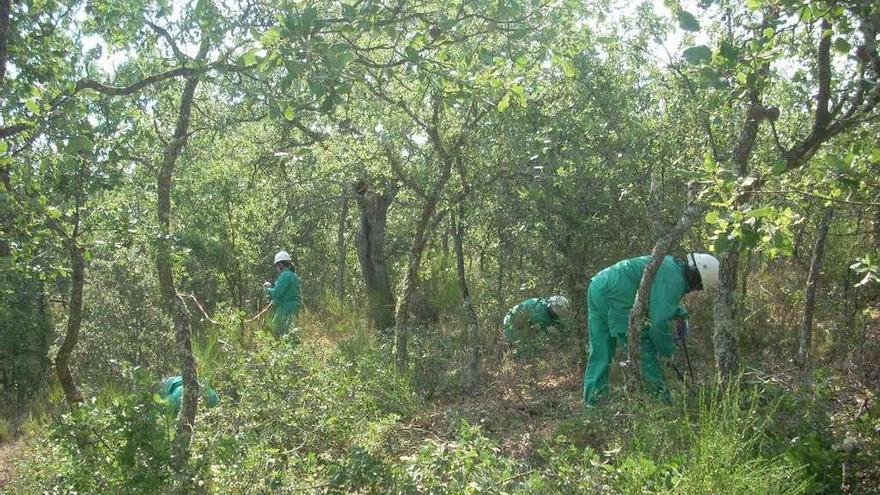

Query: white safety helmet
left=547, top=295, right=570, bottom=315
left=688, top=253, right=720, bottom=291
left=273, top=250, right=292, bottom=264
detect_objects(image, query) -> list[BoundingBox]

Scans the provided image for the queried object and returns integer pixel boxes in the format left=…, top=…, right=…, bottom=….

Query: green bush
left=8, top=368, right=178, bottom=494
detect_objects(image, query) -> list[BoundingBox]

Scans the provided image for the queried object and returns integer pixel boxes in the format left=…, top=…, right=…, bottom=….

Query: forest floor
left=410, top=351, right=587, bottom=461
left=0, top=440, right=21, bottom=489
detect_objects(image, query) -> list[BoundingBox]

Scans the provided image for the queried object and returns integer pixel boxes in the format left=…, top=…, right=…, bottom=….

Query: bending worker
left=503, top=295, right=569, bottom=344
left=583, top=253, right=719, bottom=405
left=160, top=375, right=219, bottom=415
left=263, top=250, right=301, bottom=337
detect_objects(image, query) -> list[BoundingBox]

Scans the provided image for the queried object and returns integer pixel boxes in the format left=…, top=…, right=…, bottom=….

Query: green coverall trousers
left=583, top=285, right=670, bottom=405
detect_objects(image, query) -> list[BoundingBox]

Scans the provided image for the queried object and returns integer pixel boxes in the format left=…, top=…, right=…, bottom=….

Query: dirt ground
left=0, top=441, right=20, bottom=490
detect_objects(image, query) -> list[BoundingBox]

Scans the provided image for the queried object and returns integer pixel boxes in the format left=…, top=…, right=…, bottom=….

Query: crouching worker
left=583, top=253, right=718, bottom=405
left=159, top=375, right=219, bottom=415
left=262, top=250, right=301, bottom=338
left=503, top=296, right=570, bottom=346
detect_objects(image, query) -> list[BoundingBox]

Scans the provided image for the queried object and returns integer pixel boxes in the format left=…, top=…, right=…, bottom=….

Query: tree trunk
left=336, top=193, right=348, bottom=304
left=874, top=204, right=880, bottom=251
left=796, top=206, right=833, bottom=377
left=394, top=158, right=453, bottom=369
left=0, top=0, right=12, bottom=260
left=712, top=102, right=764, bottom=379
left=496, top=223, right=506, bottom=313
left=0, top=0, right=11, bottom=91
left=453, top=205, right=480, bottom=388
left=713, top=250, right=741, bottom=376
left=55, top=239, right=85, bottom=405
left=626, top=203, right=705, bottom=388
left=354, top=180, right=397, bottom=332
left=156, top=76, right=200, bottom=467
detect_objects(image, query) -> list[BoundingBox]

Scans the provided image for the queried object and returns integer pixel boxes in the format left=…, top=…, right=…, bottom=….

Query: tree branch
left=146, top=20, right=189, bottom=64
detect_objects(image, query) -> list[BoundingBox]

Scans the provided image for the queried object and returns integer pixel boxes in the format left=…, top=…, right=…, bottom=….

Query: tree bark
left=336, top=193, right=349, bottom=304
left=712, top=101, right=764, bottom=378
left=156, top=75, right=200, bottom=467
left=0, top=0, right=12, bottom=259
left=393, top=159, right=451, bottom=369
left=55, top=239, right=85, bottom=405
left=796, top=206, right=833, bottom=377
left=354, top=180, right=397, bottom=332
left=0, top=0, right=11, bottom=91
left=626, top=202, right=705, bottom=388
left=453, top=204, right=480, bottom=388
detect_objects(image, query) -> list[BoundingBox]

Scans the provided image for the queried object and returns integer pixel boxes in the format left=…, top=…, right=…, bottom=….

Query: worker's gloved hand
left=262, top=281, right=271, bottom=289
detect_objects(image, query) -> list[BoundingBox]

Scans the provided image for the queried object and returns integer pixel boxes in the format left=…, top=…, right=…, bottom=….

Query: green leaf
left=25, top=99, right=40, bottom=114
left=47, top=206, right=62, bottom=220
left=301, top=7, right=318, bottom=30
left=719, top=41, right=738, bottom=63
left=745, top=0, right=763, bottom=9
left=404, top=46, right=420, bottom=62
left=341, top=3, right=356, bottom=20
left=260, top=28, right=281, bottom=46
left=771, top=159, right=787, bottom=175
left=833, top=38, right=851, bottom=54
left=240, top=49, right=259, bottom=67
left=0, top=141, right=7, bottom=154
left=747, top=206, right=774, bottom=219
left=497, top=93, right=511, bottom=112
left=698, top=67, right=727, bottom=89
left=798, top=6, right=813, bottom=22
left=705, top=211, right=720, bottom=224
left=762, top=27, right=775, bottom=38
left=283, top=106, right=295, bottom=121
left=678, top=10, right=700, bottom=32
left=682, top=45, right=712, bottom=65
left=66, top=136, right=94, bottom=155
left=561, top=59, right=576, bottom=78
left=870, top=147, right=880, bottom=162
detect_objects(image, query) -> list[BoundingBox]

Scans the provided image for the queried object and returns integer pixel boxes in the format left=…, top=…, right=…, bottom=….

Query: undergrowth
left=3, top=316, right=855, bottom=494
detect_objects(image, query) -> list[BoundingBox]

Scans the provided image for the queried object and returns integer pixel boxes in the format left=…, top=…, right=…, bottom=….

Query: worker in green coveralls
left=262, top=250, right=301, bottom=337
left=159, top=375, right=219, bottom=415
left=503, top=295, right=570, bottom=345
left=583, top=253, right=719, bottom=405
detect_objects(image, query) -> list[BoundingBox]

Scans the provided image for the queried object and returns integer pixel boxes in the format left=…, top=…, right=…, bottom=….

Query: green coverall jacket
left=265, top=267, right=301, bottom=336
left=160, top=375, right=219, bottom=415
left=503, top=297, right=564, bottom=343
left=583, top=255, right=691, bottom=404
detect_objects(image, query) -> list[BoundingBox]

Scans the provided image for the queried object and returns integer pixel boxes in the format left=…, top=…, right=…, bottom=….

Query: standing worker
left=582, top=253, right=719, bottom=405
left=263, top=250, right=301, bottom=337
left=503, top=295, right=569, bottom=344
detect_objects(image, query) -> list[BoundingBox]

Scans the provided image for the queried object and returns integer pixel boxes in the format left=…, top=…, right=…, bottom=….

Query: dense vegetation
left=1, top=0, right=879, bottom=493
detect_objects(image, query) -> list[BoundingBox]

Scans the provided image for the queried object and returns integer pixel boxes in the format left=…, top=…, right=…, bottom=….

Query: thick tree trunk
left=712, top=102, right=763, bottom=379
left=354, top=181, right=397, bottom=331
left=336, top=194, right=348, bottom=304
left=55, top=239, right=85, bottom=405
left=453, top=205, right=480, bottom=388
left=796, top=206, right=833, bottom=376
left=712, top=250, right=741, bottom=376
left=156, top=76, right=200, bottom=467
